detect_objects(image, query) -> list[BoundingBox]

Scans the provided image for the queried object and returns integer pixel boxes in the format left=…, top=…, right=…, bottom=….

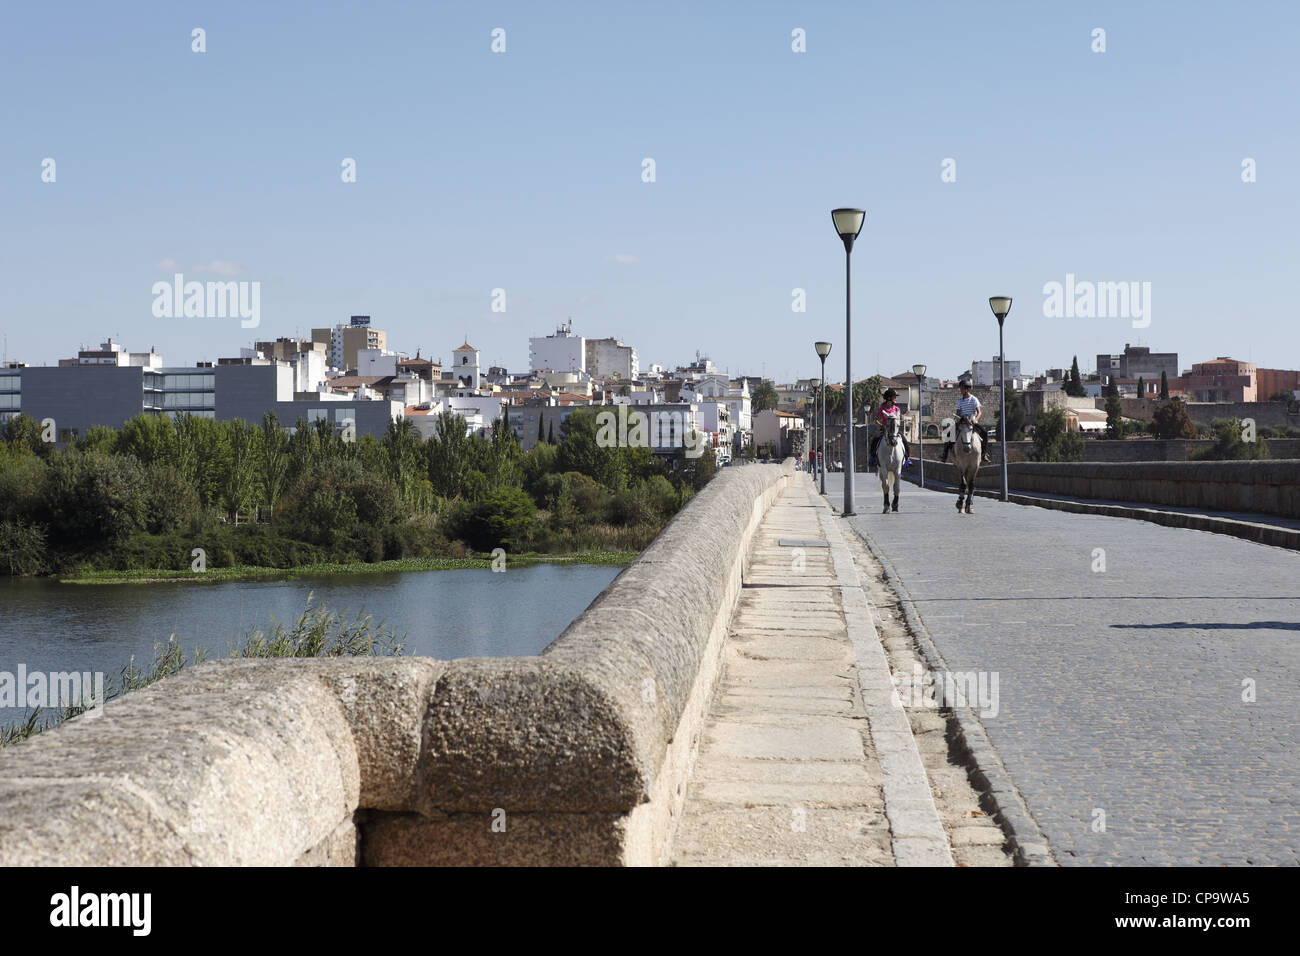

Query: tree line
left=0, top=408, right=716, bottom=576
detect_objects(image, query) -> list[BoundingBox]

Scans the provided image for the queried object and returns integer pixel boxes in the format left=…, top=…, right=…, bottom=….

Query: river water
left=0, top=564, right=619, bottom=725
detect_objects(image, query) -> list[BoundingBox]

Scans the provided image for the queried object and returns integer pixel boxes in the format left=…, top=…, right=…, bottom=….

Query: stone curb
left=828, top=488, right=1058, bottom=867
left=807, top=478, right=953, bottom=867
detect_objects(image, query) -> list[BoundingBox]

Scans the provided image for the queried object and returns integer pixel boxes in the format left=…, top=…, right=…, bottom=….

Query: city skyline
left=4, top=1, right=1297, bottom=381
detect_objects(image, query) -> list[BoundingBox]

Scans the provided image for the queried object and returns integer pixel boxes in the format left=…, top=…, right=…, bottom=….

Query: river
left=0, top=563, right=619, bottom=726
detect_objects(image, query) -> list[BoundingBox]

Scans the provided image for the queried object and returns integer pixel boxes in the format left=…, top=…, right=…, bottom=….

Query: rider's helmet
left=882, top=388, right=897, bottom=403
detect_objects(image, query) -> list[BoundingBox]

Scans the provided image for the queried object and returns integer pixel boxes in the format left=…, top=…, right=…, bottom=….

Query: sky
left=2, top=0, right=1297, bottom=385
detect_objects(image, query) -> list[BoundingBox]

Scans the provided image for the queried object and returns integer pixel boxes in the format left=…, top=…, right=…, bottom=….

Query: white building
left=292, top=349, right=328, bottom=393
left=404, top=394, right=506, bottom=440
left=694, top=401, right=732, bottom=464
left=530, top=322, right=585, bottom=374
left=971, top=356, right=1022, bottom=386
left=70, top=339, right=163, bottom=369
left=752, top=409, right=805, bottom=457
left=356, top=348, right=400, bottom=378
left=449, top=342, right=482, bottom=388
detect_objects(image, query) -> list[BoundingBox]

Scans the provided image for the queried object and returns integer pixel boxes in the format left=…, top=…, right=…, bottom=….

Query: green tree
left=484, top=413, right=523, bottom=492
left=1136, top=376, right=1145, bottom=399
left=43, top=449, right=149, bottom=547
left=260, top=413, right=290, bottom=522
left=1, top=414, right=49, bottom=457
left=1152, top=400, right=1198, bottom=440
left=674, top=442, right=718, bottom=492
left=1030, top=408, right=1084, bottom=462
left=221, top=419, right=258, bottom=523
left=1159, top=370, right=1169, bottom=399
left=382, top=416, right=425, bottom=509
left=1194, top=419, right=1271, bottom=461
left=117, top=414, right=174, bottom=465
left=855, top=376, right=883, bottom=420
left=1104, top=380, right=1124, bottom=439
left=427, top=411, right=473, bottom=499
left=0, top=448, right=48, bottom=522
left=458, top=486, right=537, bottom=551
left=996, top=387, right=1027, bottom=441
left=557, top=407, right=623, bottom=488
left=142, top=462, right=201, bottom=534
left=1064, top=357, right=1086, bottom=397
left=752, top=381, right=779, bottom=413
left=1268, top=390, right=1299, bottom=414
left=0, top=519, right=47, bottom=575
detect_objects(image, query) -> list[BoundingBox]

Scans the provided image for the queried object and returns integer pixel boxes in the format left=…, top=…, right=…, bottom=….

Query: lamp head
left=815, top=341, right=832, bottom=359
left=912, top=363, right=927, bottom=379
left=989, top=296, right=1012, bottom=324
left=831, top=208, right=866, bottom=251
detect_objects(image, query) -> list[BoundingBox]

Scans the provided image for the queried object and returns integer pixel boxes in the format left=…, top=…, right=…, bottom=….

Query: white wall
left=530, top=334, right=585, bottom=373
left=357, top=349, right=398, bottom=377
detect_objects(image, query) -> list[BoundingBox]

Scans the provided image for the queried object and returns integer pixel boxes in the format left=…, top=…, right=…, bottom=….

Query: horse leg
left=892, top=471, right=900, bottom=511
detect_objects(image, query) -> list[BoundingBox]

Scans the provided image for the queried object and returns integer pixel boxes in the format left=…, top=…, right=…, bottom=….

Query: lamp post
left=831, top=209, right=865, bottom=515
left=989, top=296, right=1012, bottom=501
left=815, top=341, right=832, bottom=495
left=912, top=362, right=926, bottom=490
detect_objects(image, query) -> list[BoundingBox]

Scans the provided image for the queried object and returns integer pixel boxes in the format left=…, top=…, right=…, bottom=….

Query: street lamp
left=989, top=296, right=1012, bottom=501
left=912, top=362, right=926, bottom=490
left=831, top=208, right=865, bottom=515
left=815, top=341, right=832, bottom=495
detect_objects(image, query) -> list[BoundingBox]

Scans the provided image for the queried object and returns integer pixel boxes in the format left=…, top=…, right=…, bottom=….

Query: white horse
left=877, top=414, right=905, bottom=513
left=952, top=414, right=982, bottom=514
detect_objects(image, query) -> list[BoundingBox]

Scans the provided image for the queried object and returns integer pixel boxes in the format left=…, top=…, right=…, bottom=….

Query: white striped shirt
left=955, top=394, right=981, bottom=419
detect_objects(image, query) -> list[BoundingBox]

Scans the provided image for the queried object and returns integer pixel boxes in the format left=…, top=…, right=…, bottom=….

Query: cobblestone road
left=830, top=481, right=1300, bottom=865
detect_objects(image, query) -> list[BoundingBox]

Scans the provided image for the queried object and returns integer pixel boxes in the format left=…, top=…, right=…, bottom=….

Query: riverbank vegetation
left=59, top=549, right=636, bottom=584
left=0, top=409, right=715, bottom=577
left=0, top=594, right=402, bottom=747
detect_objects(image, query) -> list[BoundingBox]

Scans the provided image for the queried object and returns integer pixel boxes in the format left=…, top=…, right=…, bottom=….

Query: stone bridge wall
left=0, top=462, right=796, bottom=866
left=914, top=459, right=1300, bottom=519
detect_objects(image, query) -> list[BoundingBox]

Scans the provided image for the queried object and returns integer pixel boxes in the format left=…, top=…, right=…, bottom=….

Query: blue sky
left=2, top=0, right=1296, bottom=383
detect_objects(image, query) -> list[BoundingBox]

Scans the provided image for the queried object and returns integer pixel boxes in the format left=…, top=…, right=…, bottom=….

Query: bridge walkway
left=668, top=477, right=994, bottom=865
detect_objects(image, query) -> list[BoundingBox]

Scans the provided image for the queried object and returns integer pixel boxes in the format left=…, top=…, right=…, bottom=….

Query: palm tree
left=752, top=381, right=779, bottom=413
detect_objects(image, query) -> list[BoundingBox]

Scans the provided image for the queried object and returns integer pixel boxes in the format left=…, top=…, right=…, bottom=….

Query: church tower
left=452, top=340, right=481, bottom=389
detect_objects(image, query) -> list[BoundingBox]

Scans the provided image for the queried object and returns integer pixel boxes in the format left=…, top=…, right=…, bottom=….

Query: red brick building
left=1257, top=367, right=1300, bottom=400
left=1176, top=357, right=1257, bottom=403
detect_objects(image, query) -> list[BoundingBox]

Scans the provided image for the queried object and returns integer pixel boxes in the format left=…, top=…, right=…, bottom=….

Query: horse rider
left=868, top=388, right=912, bottom=468
left=941, top=376, right=992, bottom=464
